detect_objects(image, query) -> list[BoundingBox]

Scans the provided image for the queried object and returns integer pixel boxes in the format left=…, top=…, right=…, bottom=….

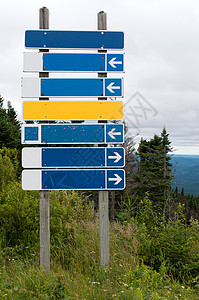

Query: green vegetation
left=0, top=185, right=198, bottom=299
left=0, top=97, right=198, bottom=298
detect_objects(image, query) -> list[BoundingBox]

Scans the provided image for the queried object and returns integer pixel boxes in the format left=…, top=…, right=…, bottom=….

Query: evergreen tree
left=113, top=121, right=139, bottom=221
left=0, top=96, right=21, bottom=150
left=137, top=128, right=173, bottom=214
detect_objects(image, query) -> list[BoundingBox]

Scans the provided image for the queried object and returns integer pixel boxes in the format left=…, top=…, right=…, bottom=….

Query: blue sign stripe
left=25, top=30, right=124, bottom=49
left=42, top=53, right=124, bottom=72
left=43, top=53, right=106, bottom=72
left=41, top=169, right=125, bottom=190
left=42, top=124, right=105, bottom=143
left=41, top=78, right=103, bottom=97
left=42, top=148, right=105, bottom=168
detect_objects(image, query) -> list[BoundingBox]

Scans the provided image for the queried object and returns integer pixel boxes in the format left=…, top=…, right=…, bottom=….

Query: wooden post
left=98, top=11, right=109, bottom=269
left=39, top=6, right=50, bottom=271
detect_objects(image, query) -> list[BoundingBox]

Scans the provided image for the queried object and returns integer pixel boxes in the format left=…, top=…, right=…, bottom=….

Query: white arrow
left=108, top=174, right=122, bottom=185
left=108, top=152, right=122, bottom=163
left=108, top=57, right=122, bottom=68
left=106, top=82, right=121, bottom=93
left=108, top=128, right=122, bottom=140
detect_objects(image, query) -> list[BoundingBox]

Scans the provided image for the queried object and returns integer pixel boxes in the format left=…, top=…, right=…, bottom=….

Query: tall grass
left=0, top=185, right=198, bottom=299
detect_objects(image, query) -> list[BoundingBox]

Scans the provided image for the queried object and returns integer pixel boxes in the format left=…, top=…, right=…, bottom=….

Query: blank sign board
left=22, top=101, right=123, bottom=120
left=23, top=53, right=124, bottom=73
left=22, top=124, right=124, bottom=144
left=21, top=78, right=123, bottom=98
left=22, top=147, right=125, bottom=168
left=25, top=30, right=124, bottom=50
left=22, top=169, right=125, bottom=190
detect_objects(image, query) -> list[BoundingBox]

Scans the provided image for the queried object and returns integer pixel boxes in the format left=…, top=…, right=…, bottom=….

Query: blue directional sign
left=23, top=53, right=124, bottom=73
left=22, top=147, right=125, bottom=168
left=25, top=30, right=124, bottom=50
left=21, top=78, right=123, bottom=98
left=22, top=169, right=125, bottom=190
left=22, top=124, right=124, bottom=144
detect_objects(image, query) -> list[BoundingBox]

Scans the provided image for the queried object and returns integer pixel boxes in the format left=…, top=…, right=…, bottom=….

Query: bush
left=0, top=148, right=19, bottom=191
left=135, top=197, right=199, bottom=281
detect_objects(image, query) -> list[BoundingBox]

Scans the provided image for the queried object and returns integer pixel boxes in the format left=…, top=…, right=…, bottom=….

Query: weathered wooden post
left=98, top=11, right=109, bottom=269
left=39, top=6, right=50, bottom=271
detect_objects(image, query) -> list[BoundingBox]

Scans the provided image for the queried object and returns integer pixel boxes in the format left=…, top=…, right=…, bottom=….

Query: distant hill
left=171, top=155, right=199, bottom=196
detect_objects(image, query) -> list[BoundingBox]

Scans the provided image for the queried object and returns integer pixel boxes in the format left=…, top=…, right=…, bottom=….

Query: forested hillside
left=172, top=154, right=199, bottom=196
left=0, top=96, right=198, bottom=299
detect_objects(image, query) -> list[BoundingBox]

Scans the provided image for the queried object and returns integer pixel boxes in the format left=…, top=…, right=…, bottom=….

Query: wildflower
left=181, top=286, right=185, bottom=289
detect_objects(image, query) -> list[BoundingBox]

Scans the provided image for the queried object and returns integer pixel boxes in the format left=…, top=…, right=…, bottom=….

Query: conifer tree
left=137, top=127, right=173, bottom=214
left=0, top=96, right=21, bottom=150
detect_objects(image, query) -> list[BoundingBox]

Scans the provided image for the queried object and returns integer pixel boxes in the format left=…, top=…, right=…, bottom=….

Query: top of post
left=39, top=7, right=49, bottom=30
left=98, top=11, right=107, bottom=30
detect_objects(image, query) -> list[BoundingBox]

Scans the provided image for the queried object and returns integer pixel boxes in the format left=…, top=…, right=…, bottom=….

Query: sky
left=0, top=0, right=199, bottom=155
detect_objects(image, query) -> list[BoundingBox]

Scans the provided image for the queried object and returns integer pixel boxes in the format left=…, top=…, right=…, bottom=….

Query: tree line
left=0, top=94, right=198, bottom=223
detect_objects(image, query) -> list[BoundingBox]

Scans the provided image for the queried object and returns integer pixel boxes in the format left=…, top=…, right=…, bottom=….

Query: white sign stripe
left=22, top=170, right=42, bottom=190
left=23, top=52, right=43, bottom=72
left=22, top=148, right=41, bottom=168
left=21, top=78, right=40, bottom=98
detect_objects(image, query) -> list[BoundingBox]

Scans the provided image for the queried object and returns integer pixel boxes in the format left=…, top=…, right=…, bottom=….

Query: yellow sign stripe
left=23, top=101, right=123, bottom=120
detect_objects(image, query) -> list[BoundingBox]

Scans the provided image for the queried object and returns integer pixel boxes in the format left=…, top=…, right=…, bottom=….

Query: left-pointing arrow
left=106, top=82, right=121, bottom=93
left=108, top=173, right=122, bottom=185
left=108, top=152, right=122, bottom=163
left=108, top=57, right=122, bottom=68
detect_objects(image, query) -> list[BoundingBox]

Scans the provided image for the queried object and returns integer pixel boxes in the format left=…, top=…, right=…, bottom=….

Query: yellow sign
left=23, top=101, right=123, bottom=120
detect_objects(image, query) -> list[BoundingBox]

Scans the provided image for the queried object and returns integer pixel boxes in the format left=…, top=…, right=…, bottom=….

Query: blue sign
left=43, top=53, right=124, bottom=72
left=22, top=169, right=125, bottom=190
left=22, top=124, right=124, bottom=144
left=21, top=78, right=123, bottom=98
left=40, top=78, right=123, bottom=97
left=22, top=147, right=125, bottom=168
left=25, top=30, right=124, bottom=50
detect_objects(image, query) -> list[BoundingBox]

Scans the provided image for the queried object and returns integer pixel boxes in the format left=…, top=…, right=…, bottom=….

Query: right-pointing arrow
left=108, top=173, right=122, bottom=185
left=108, top=128, right=122, bottom=139
left=108, top=152, right=122, bottom=163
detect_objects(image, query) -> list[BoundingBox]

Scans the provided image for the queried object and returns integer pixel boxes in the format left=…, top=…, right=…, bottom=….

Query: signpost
left=22, top=124, right=124, bottom=144
left=21, top=7, right=125, bottom=271
left=23, top=53, right=124, bottom=72
left=22, top=147, right=125, bottom=168
left=22, top=169, right=125, bottom=190
left=21, top=77, right=123, bottom=98
left=25, top=30, right=124, bottom=49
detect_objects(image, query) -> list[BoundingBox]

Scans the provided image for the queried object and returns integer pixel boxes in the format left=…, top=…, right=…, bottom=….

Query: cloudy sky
left=0, top=0, right=199, bottom=154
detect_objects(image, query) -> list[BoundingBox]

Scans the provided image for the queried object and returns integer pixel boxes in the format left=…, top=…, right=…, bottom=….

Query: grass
left=0, top=218, right=198, bottom=299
